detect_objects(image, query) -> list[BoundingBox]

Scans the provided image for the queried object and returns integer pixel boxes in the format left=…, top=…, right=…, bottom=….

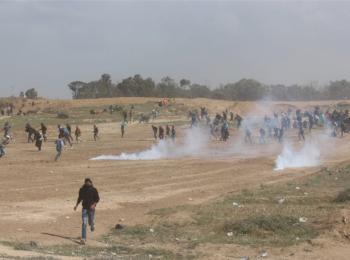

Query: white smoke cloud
left=275, top=141, right=321, bottom=170
left=91, top=126, right=210, bottom=160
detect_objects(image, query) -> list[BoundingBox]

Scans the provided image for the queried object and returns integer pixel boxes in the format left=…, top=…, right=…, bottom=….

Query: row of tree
left=19, top=88, right=38, bottom=99
left=68, top=74, right=350, bottom=101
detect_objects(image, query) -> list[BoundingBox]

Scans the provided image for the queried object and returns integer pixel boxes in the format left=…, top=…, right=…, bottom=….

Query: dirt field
left=1, top=97, right=350, bottom=259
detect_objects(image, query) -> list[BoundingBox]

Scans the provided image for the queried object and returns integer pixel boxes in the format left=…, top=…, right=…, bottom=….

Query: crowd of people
left=187, top=105, right=350, bottom=145
left=1, top=104, right=350, bottom=161
left=1, top=102, right=350, bottom=245
left=151, top=124, right=176, bottom=141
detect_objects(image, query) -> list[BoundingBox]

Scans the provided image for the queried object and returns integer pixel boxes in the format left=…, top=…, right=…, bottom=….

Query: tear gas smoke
left=275, top=141, right=320, bottom=170
left=91, top=127, right=209, bottom=160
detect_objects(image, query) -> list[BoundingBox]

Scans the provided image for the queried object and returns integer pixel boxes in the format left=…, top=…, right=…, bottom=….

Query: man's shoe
left=80, top=239, right=86, bottom=245
left=91, top=226, right=95, bottom=232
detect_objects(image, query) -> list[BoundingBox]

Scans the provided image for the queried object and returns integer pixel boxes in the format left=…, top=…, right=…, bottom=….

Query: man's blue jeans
left=82, top=208, right=95, bottom=240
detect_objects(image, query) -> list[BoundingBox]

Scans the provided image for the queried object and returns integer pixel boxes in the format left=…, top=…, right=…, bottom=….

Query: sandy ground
left=1, top=98, right=350, bottom=259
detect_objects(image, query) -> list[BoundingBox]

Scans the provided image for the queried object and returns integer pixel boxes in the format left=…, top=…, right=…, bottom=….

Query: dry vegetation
left=1, top=97, right=350, bottom=259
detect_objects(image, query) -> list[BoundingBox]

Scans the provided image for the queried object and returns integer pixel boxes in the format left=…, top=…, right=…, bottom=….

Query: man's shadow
left=41, top=232, right=81, bottom=245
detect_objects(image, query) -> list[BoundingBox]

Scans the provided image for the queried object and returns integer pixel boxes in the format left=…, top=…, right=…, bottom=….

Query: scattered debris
left=296, top=187, right=301, bottom=190
left=149, top=228, right=154, bottom=233
left=227, top=232, right=233, bottom=237
left=260, top=251, right=268, bottom=258
left=233, top=202, right=244, bottom=208
left=278, top=198, right=286, bottom=204
left=299, top=217, right=308, bottom=223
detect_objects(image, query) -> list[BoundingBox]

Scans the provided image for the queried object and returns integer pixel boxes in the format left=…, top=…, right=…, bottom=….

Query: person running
left=165, top=125, right=170, bottom=139
left=122, top=111, right=128, bottom=122
left=93, top=125, right=99, bottom=141
left=158, top=126, right=165, bottom=140
left=0, top=135, right=10, bottom=158
left=2, top=122, right=11, bottom=138
left=244, top=126, right=253, bottom=144
left=296, top=110, right=305, bottom=141
left=259, top=128, right=266, bottom=144
left=230, top=112, right=234, bottom=121
left=74, top=178, right=100, bottom=245
left=221, top=121, right=229, bottom=141
left=75, top=126, right=82, bottom=143
left=152, top=125, right=158, bottom=140
left=66, top=124, right=74, bottom=141
left=298, top=123, right=305, bottom=141
left=171, top=125, right=176, bottom=141
left=40, top=123, right=48, bottom=142
left=121, top=121, right=126, bottom=138
left=58, top=125, right=64, bottom=138
left=235, top=114, right=243, bottom=129
left=190, top=112, right=197, bottom=127
left=54, top=137, right=64, bottom=161
left=278, top=126, right=284, bottom=143
left=63, top=127, right=73, bottom=147
left=34, top=130, right=43, bottom=151
left=25, top=123, right=35, bottom=143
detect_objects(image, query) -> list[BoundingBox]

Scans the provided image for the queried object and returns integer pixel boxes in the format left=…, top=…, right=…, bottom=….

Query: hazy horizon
left=1, top=1, right=350, bottom=99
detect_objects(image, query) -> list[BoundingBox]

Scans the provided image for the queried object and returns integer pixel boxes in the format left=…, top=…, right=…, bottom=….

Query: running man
left=75, top=126, right=82, bottom=142
left=74, top=178, right=100, bottom=245
left=121, top=121, right=127, bottom=138
left=54, top=137, right=64, bottom=161
left=66, top=124, right=74, bottom=141
left=158, top=126, right=165, bottom=140
left=244, top=126, right=253, bottom=144
left=171, top=125, right=176, bottom=141
left=0, top=135, right=10, bottom=158
left=165, top=125, right=170, bottom=139
left=34, top=130, right=43, bottom=151
left=25, top=123, right=35, bottom=143
left=93, top=125, right=99, bottom=141
left=2, top=122, right=12, bottom=138
left=40, top=123, right=48, bottom=142
left=152, top=125, right=158, bottom=140
left=259, top=128, right=266, bottom=144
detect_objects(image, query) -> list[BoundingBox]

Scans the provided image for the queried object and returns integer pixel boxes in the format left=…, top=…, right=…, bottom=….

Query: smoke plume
left=275, top=141, right=321, bottom=170
left=91, top=127, right=209, bottom=160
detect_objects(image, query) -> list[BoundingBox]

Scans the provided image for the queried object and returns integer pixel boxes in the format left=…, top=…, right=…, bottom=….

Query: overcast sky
left=0, top=1, right=350, bottom=98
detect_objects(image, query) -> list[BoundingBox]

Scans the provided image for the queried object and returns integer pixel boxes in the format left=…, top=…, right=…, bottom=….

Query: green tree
left=156, top=76, right=178, bottom=97
left=25, top=88, right=38, bottom=99
left=180, top=79, right=191, bottom=88
left=68, top=81, right=87, bottom=99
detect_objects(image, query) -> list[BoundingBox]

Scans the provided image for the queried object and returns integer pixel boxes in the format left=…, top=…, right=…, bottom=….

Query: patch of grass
left=148, top=205, right=190, bottom=217
left=334, top=188, right=350, bottom=203
left=1, top=240, right=184, bottom=259
left=223, top=215, right=317, bottom=246
left=109, top=165, right=350, bottom=252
